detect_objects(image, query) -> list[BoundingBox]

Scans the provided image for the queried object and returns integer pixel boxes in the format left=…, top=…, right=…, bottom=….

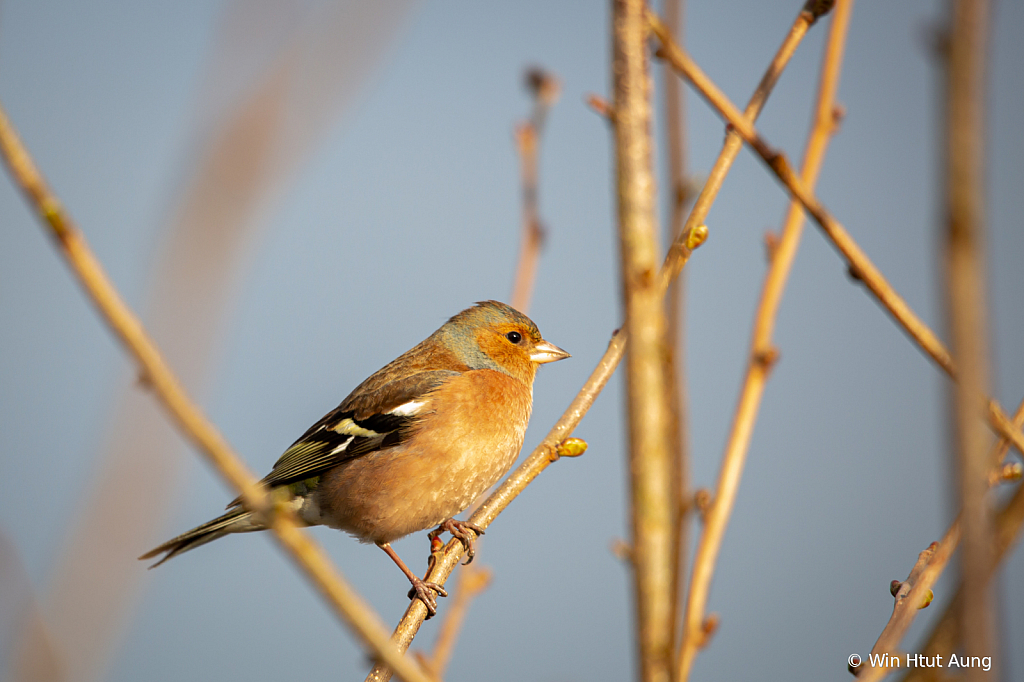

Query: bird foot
left=430, top=518, right=485, bottom=564
left=406, top=577, right=448, bottom=618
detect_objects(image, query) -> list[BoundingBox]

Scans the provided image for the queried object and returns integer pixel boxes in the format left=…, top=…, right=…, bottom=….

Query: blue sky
left=1, top=1, right=1022, bottom=681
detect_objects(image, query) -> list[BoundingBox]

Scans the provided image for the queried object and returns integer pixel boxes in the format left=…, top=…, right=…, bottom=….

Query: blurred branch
left=987, top=401, right=1024, bottom=456
left=417, top=564, right=493, bottom=678
left=2, top=531, right=63, bottom=682
left=675, top=2, right=852, bottom=678
left=511, top=68, right=560, bottom=314
left=941, top=0, right=996, bottom=676
left=366, top=4, right=829, bottom=679
left=650, top=11, right=1024, bottom=452
left=9, top=6, right=418, bottom=682
left=0, top=103, right=436, bottom=682
left=857, top=399, right=1024, bottom=682
left=902, top=465, right=1024, bottom=682
left=661, top=0, right=691, bottom=651
left=612, top=1, right=675, bottom=680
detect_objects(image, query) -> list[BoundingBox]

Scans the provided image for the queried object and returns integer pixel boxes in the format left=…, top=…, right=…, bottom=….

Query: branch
left=365, top=435, right=590, bottom=682
left=660, top=0, right=692, bottom=655
left=649, top=10, right=1024, bottom=452
left=858, top=479, right=1023, bottom=682
left=653, top=0, right=834, bottom=292
left=417, top=564, right=493, bottom=678
left=613, top=1, right=675, bottom=680
left=674, top=1, right=853, bottom=678
left=367, top=3, right=826, bottom=677
left=942, top=1, right=996, bottom=675
left=0, top=103, right=436, bottom=682
left=855, top=395, right=1024, bottom=681
left=901, top=474, right=1024, bottom=682
left=511, top=67, right=560, bottom=314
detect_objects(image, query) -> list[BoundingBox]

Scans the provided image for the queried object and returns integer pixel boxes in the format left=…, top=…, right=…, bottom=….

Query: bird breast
left=316, top=369, right=533, bottom=545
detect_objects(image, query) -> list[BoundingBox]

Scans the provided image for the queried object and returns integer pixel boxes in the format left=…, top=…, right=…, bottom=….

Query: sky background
left=1, top=1, right=1022, bottom=681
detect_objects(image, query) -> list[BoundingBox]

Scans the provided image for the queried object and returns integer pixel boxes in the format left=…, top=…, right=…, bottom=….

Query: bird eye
left=505, top=331, right=522, bottom=344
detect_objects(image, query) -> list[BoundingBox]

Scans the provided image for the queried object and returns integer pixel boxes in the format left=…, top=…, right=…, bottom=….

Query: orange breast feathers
left=316, top=368, right=533, bottom=545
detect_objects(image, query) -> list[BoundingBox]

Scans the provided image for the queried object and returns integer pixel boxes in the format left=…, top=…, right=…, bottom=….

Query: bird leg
left=377, top=542, right=447, bottom=618
left=429, top=518, right=485, bottom=564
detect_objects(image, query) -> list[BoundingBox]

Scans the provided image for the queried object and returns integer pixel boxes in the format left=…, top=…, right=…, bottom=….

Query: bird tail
left=139, top=508, right=262, bottom=568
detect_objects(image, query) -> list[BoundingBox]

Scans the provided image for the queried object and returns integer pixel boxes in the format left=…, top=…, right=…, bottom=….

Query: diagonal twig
left=655, top=0, right=834, bottom=292
left=366, top=4, right=830, bottom=679
left=674, top=1, right=853, bottom=678
left=649, top=11, right=1024, bottom=453
left=416, top=564, right=493, bottom=678
left=857, top=397, right=1024, bottom=681
left=0, top=102, right=437, bottom=682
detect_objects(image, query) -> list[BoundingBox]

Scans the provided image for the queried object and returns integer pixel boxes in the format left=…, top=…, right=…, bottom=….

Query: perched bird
left=141, top=300, right=568, bottom=614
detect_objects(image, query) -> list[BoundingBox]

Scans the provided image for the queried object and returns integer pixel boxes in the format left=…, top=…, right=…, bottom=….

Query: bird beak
left=530, top=340, right=570, bottom=364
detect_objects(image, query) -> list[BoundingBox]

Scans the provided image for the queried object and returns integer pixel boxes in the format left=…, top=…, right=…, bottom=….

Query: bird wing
left=234, top=369, right=459, bottom=502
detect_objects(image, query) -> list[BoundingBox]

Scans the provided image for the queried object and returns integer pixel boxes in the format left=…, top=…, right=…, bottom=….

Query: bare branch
left=418, top=564, right=493, bottom=678
left=653, top=1, right=828, bottom=291
left=674, top=1, right=853, bottom=678
left=942, top=1, right=997, bottom=675
left=367, top=4, right=825, bottom=677
left=613, top=1, right=675, bottom=680
left=661, top=0, right=692, bottom=655
left=0, top=102, right=436, bottom=682
left=856, top=396, right=1023, bottom=681
left=650, top=10, right=1024, bottom=454
left=511, top=67, right=560, bottom=313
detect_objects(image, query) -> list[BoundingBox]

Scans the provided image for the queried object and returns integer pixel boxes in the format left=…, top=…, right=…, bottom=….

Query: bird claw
left=430, top=518, right=485, bottom=564
left=406, top=577, right=448, bottom=618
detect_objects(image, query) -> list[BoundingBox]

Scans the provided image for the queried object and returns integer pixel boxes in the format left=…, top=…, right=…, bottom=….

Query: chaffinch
left=141, top=300, right=569, bottom=614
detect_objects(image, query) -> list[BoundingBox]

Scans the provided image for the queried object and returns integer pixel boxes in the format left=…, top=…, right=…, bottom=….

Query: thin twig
left=511, top=68, right=560, bottom=314
left=366, top=5, right=823, bottom=678
left=0, top=103, right=436, bottom=682
left=650, top=11, right=1024, bottom=453
left=415, top=69, right=560, bottom=673
left=901, top=485, right=1024, bottom=682
left=851, top=396, right=1023, bottom=681
left=613, top=1, right=675, bottom=680
left=661, top=0, right=692, bottom=654
left=675, top=2, right=853, bottom=679
left=987, top=401, right=1024, bottom=457
left=654, top=0, right=832, bottom=292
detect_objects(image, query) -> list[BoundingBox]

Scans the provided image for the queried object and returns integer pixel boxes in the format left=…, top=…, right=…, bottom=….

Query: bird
left=140, top=300, right=569, bottom=615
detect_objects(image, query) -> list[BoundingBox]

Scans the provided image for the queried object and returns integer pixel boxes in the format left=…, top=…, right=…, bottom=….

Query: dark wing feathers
left=234, top=369, right=459, bottom=503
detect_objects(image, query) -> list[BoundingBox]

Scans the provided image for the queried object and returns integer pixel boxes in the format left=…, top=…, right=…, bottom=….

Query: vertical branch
left=612, top=2, right=674, bottom=681
left=511, top=68, right=560, bottom=314
left=942, top=0, right=996, bottom=677
left=675, top=2, right=852, bottom=678
left=367, top=6, right=818, bottom=677
left=661, top=0, right=692, bottom=652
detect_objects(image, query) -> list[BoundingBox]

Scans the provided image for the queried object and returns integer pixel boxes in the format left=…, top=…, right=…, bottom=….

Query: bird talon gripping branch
left=431, top=518, right=485, bottom=564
